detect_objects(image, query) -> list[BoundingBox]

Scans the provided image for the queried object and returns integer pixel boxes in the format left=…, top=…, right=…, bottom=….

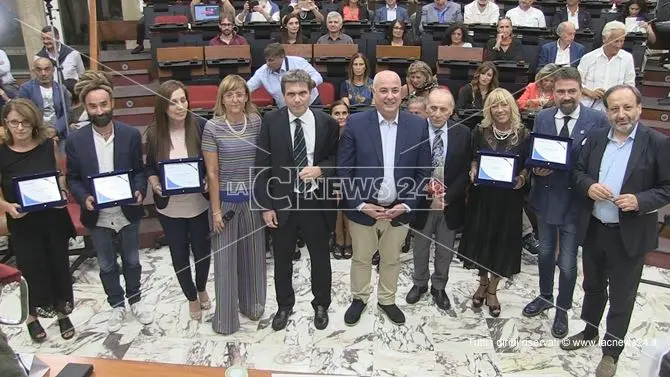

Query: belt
left=592, top=216, right=619, bottom=229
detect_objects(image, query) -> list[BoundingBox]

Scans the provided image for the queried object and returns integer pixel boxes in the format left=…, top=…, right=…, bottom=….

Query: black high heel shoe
left=472, top=283, right=488, bottom=308
left=27, top=320, right=47, bottom=342
left=486, top=288, right=501, bottom=317
left=58, top=316, right=75, bottom=340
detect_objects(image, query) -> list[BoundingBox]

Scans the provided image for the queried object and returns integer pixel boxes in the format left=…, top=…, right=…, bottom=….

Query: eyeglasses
left=4, top=119, right=33, bottom=129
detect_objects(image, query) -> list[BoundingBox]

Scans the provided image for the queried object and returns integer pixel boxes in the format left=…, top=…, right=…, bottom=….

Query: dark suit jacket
left=65, top=121, right=147, bottom=229
left=573, top=124, right=670, bottom=257
left=537, top=40, right=586, bottom=71
left=254, top=107, right=340, bottom=229
left=373, top=5, right=410, bottom=24
left=528, top=105, right=609, bottom=225
left=144, top=122, right=209, bottom=210
left=17, top=79, right=72, bottom=139
left=551, top=7, right=593, bottom=30
left=410, top=121, right=471, bottom=231
left=338, top=109, right=432, bottom=226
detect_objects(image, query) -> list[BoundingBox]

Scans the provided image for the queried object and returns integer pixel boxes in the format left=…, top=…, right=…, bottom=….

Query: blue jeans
left=88, top=221, right=142, bottom=308
left=536, top=218, right=579, bottom=311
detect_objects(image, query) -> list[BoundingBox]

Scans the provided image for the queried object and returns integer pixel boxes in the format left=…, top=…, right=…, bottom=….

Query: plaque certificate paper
left=90, top=170, right=136, bottom=209
left=13, top=171, right=67, bottom=212
left=159, top=158, right=204, bottom=196
left=475, top=151, right=518, bottom=188
left=527, top=133, right=572, bottom=171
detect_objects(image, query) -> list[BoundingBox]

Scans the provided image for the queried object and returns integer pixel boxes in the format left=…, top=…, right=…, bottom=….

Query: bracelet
left=212, top=210, right=222, bottom=217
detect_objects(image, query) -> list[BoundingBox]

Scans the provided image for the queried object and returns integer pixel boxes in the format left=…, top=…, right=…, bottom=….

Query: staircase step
left=643, top=66, right=670, bottom=83
left=109, top=71, right=153, bottom=86
left=641, top=81, right=670, bottom=97
left=641, top=96, right=670, bottom=123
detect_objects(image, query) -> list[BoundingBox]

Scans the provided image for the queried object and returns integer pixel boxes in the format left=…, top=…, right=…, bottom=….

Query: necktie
left=559, top=116, right=571, bottom=138
left=293, top=118, right=307, bottom=193
left=432, top=128, right=444, bottom=170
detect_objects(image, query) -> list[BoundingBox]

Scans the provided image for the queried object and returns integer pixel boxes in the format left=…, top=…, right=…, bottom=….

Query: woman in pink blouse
left=341, top=0, right=369, bottom=21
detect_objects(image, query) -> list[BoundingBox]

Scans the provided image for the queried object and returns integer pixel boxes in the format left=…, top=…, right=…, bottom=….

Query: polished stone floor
left=2, top=235, right=670, bottom=376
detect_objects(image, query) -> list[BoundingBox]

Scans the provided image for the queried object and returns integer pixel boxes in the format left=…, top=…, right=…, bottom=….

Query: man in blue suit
left=522, top=67, right=609, bottom=338
left=338, top=70, right=431, bottom=326
left=17, top=57, right=71, bottom=142
left=537, top=22, right=586, bottom=73
left=66, top=71, right=153, bottom=333
left=373, top=0, right=409, bottom=24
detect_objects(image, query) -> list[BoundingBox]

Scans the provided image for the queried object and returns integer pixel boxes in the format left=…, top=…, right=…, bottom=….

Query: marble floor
left=1, top=235, right=670, bottom=377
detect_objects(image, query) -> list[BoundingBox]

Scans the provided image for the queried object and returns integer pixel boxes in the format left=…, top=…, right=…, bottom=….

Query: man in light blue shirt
left=420, top=0, right=463, bottom=33
left=247, top=43, right=323, bottom=108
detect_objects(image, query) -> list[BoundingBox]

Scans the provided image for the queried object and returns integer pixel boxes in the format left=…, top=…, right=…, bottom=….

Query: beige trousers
left=349, top=220, right=409, bottom=305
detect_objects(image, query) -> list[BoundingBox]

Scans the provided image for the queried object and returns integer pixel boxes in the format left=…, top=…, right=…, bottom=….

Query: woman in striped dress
left=202, top=75, right=266, bottom=334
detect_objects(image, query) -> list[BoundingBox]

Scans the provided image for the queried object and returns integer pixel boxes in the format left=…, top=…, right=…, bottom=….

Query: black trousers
left=157, top=211, right=211, bottom=301
left=136, top=16, right=146, bottom=45
left=581, top=216, right=645, bottom=359
left=271, top=193, right=332, bottom=310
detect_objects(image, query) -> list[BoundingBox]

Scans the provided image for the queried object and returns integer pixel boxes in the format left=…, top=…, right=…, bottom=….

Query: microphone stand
left=43, top=0, right=70, bottom=143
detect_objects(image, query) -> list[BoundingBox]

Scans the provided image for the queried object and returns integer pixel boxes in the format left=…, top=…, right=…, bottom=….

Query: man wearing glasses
left=209, top=12, right=249, bottom=45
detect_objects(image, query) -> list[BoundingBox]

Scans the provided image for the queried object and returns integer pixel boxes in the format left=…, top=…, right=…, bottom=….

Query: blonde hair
left=74, top=70, right=114, bottom=105
left=213, top=75, right=258, bottom=118
left=480, top=88, right=523, bottom=144
left=406, top=61, right=436, bottom=88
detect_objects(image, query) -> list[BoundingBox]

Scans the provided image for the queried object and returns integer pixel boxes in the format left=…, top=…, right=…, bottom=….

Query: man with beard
left=66, top=71, right=153, bottom=333
left=561, top=84, right=670, bottom=377
left=208, top=12, right=248, bottom=46
left=522, top=67, right=608, bottom=338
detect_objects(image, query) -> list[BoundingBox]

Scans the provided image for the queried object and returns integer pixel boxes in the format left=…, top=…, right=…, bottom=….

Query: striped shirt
left=201, top=113, right=262, bottom=196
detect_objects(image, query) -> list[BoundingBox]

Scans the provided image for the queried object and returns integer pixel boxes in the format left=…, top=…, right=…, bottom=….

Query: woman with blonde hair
left=0, top=99, right=75, bottom=341
left=401, top=61, right=439, bottom=101
left=145, top=80, right=211, bottom=320
left=517, top=64, right=558, bottom=111
left=457, top=88, right=530, bottom=318
left=202, top=74, right=266, bottom=334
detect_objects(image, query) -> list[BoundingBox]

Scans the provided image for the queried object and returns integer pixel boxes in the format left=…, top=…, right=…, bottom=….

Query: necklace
left=224, top=114, right=248, bottom=136
left=492, top=125, right=512, bottom=140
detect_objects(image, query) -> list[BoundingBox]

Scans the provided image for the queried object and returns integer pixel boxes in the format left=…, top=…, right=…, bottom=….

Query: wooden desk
left=40, top=354, right=272, bottom=377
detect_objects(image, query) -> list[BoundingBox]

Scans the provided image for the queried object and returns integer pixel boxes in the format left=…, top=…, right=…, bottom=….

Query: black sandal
left=472, top=283, right=488, bottom=308
left=58, top=316, right=75, bottom=340
left=342, top=245, right=353, bottom=259
left=486, top=288, right=501, bottom=318
left=27, top=320, right=47, bottom=342
left=333, top=244, right=344, bottom=259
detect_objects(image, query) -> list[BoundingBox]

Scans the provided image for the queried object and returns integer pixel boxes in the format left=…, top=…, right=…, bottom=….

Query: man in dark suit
left=537, top=22, right=586, bottom=72
left=254, top=69, right=339, bottom=331
left=523, top=67, right=609, bottom=338
left=373, top=0, right=410, bottom=24
left=561, top=84, right=670, bottom=377
left=406, top=88, right=470, bottom=311
left=66, top=71, right=152, bottom=333
left=338, top=70, right=431, bottom=326
left=551, top=0, right=592, bottom=30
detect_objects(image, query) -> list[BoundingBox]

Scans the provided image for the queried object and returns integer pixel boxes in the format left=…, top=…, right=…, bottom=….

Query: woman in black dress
left=458, top=88, right=529, bottom=317
left=0, top=99, right=75, bottom=341
left=485, top=17, right=523, bottom=62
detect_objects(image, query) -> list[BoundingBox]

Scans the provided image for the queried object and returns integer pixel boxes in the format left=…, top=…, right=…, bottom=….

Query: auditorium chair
left=0, top=263, right=28, bottom=325
left=251, top=87, right=274, bottom=107
left=151, top=15, right=189, bottom=30
left=317, top=82, right=336, bottom=106
left=187, top=85, right=218, bottom=110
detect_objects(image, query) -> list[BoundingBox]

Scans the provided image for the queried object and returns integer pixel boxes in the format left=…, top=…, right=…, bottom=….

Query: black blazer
left=410, top=122, right=472, bottom=231
left=573, top=124, right=670, bottom=257
left=65, top=121, right=147, bottom=229
left=551, top=7, right=593, bottom=31
left=254, top=107, right=340, bottom=229
left=144, top=122, right=209, bottom=210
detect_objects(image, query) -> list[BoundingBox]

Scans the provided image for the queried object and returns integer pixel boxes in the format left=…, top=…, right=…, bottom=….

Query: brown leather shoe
left=595, top=355, right=617, bottom=377
left=559, top=331, right=598, bottom=351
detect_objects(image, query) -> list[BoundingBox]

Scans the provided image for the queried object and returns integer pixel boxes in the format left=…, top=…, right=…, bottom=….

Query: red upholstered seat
left=251, top=87, right=274, bottom=107
left=187, top=85, right=219, bottom=110
left=0, top=263, right=21, bottom=285
left=317, top=82, right=335, bottom=106
left=153, top=15, right=189, bottom=26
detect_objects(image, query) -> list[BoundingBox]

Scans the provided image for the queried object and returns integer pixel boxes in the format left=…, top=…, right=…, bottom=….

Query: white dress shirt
left=289, top=109, right=318, bottom=193
left=0, top=49, right=15, bottom=85
left=566, top=7, right=580, bottom=29
left=93, top=127, right=131, bottom=232
left=247, top=56, right=323, bottom=108
left=464, top=0, right=500, bottom=25
left=505, top=6, right=546, bottom=28
left=554, top=105, right=580, bottom=136
left=555, top=41, right=571, bottom=66
left=386, top=6, right=398, bottom=21
left=578, top=47, right=636, bottom=111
